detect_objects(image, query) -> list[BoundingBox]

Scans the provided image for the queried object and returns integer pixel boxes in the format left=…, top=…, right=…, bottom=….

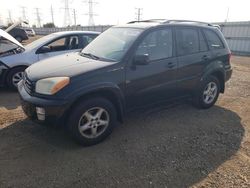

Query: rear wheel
left=6, top=67, right=26, bottom=90
left=193, top=75, right=220, bottom=109
left=67, top=97, right=117, bottom=146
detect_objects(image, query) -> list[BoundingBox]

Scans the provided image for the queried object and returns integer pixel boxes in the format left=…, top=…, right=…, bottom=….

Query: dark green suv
left=18, top=20, right=232, bottom=146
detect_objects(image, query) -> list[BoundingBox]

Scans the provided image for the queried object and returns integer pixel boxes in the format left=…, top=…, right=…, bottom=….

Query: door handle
left=167, top=62, right=175, bottom=68
left=202, top=55, right=210, bottom=61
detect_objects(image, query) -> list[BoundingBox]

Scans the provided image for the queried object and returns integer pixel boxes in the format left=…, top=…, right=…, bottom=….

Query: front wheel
left=67, top=97, right=117, bottom=146
left=6, top=67, right=26, bottom=90
left=193, top=75, right=220, bottom=109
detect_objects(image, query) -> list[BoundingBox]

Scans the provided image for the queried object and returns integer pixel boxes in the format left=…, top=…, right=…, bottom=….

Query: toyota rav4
left=18, top=20, right=232, bottom=146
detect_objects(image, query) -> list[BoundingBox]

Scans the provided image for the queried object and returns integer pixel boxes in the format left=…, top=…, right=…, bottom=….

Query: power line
left=135, top=8, right=143, bottom=21
left=84, top=0, right=98, bottom=26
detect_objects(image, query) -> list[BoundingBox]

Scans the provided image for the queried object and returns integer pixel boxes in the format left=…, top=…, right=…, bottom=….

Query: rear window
left=176, top=28, right=199, bottom=56
left=203, top=29, right=224, bottom=50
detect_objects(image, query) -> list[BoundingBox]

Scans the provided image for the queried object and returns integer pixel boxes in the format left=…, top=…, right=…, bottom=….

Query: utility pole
left=73, top=9, right=77, bottom=26
left=20, top=6, right=28, bottom=21
left=63, top=0, right=71, bottom=26
left=8, top=10, right=13, bottom=24
left=84, top=0, right=98, bottom=26
left=35, top=8, right=42, bottom=28
left=135, top=8, right=143, bottom=21
left=225, top=7, right=229, bottom=22
left=50, top=5, right=55, bottom=24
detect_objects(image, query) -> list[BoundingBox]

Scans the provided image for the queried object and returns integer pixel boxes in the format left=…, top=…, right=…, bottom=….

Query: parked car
left=0, top=30, right=100, bottom=89
left=5, top=27, right=29, bottom=42
left=18, top=20, right=232, bottom=146
left=24, top=28, right=36, bottom=37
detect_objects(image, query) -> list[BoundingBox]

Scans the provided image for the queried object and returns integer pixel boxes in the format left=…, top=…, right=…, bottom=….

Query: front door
left=125, top=27, right=178, bottom=109
left=37, top=35, right=80, bottom=61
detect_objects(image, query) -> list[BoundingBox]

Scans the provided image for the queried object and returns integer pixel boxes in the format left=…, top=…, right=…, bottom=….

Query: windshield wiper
left=80, top=52, right=100, bottom=60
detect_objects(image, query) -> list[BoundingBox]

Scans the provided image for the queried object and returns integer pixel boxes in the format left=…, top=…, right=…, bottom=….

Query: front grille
left=23, top=73, right=34, bottom=94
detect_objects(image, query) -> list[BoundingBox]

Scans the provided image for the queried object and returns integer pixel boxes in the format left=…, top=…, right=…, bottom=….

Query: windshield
left=0, top=38, right=19, bottom=53
left=81, top=27, right=143, bottom=61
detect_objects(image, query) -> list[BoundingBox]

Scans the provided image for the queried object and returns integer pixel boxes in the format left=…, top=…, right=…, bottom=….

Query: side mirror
left=38, top=46, right=51, bottom=53
left=133, top=54, right=150, bottom=65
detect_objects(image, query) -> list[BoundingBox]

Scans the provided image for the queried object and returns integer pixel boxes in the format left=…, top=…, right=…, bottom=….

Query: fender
left=64, top=82, right=125, bottom=122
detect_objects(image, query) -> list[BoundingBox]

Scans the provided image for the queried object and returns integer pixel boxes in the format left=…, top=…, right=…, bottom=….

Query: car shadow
left=0, top=103, right=244, bottom=187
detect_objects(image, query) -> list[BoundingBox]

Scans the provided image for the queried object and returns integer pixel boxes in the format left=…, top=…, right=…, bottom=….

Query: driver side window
left=45, top=35, right=79, bottom=52
left=135, top=28, right=173, bottom=61
left=47, top=37, right=67, bottom=52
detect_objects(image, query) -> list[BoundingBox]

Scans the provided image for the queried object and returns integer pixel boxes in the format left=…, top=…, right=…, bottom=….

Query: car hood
left=26, top=52, right=116, bottom=81
left=0, top=29, right=24, bottom=48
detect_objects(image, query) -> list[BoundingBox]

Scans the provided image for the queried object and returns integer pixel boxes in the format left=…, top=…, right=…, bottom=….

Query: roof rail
left=163, top=20, right=213, bottom=26
left=127, top=19, right=166, bottom=24
left=127, top=19, right=216, bottom=27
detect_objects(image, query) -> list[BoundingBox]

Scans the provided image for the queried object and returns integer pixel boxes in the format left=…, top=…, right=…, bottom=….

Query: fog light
left=36, top=107, right=45, bottom=121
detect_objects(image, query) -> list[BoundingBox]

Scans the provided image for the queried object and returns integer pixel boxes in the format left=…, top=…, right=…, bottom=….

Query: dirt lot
left=0, top=55, right=250, bottom=187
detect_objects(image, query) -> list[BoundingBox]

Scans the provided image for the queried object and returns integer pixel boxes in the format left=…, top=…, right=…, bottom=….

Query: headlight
left=35, top=77, right=70, bottom=95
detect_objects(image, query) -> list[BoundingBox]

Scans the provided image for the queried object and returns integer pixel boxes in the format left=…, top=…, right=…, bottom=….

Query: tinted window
left=199, top=30, right=208, bottom=52
left=135, top=28, right=173, bottom=61
left=203, top=29, right=224, bottom=50
left=176, top=28, right=199, bottom=56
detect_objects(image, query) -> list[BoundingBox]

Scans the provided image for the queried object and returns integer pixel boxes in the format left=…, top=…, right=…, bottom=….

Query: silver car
left=0, top=30, right=99, bottom=89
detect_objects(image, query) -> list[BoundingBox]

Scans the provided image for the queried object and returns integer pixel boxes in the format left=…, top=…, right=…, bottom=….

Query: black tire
left=6, top=67, right=26, bottom=90
left=193, top=75, right=220, bottom=109
left=67, top=97, right=117, bottom=146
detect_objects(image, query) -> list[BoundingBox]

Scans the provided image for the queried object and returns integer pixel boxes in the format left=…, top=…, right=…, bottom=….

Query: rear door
left=175, top=26, right=211, bottom=94
left=125, top=27, right=178, bottom=109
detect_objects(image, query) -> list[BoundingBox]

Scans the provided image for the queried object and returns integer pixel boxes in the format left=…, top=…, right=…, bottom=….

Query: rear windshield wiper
left=80, top=52, right=100, bottom=60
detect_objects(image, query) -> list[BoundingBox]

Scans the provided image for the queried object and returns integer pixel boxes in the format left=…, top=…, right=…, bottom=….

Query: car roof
left=52, top=31, right=101, bottom=36
left=115, top=19, right=219, bottom=30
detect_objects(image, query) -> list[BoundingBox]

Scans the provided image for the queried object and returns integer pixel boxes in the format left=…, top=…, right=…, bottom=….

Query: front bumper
left=0, top=63, right=9, bottom=86
left=18, top=81, right=71, bottom=125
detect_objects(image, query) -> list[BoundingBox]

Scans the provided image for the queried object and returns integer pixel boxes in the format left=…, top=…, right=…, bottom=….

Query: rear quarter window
left=203, top=29, right=224, bottom=50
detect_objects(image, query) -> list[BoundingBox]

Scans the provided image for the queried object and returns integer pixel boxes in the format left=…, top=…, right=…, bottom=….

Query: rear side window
left=135, top=28, right=173, bottom=61
left=176, top=28, right=199, bottom=56
left=203, top=29, right=224, bottom=50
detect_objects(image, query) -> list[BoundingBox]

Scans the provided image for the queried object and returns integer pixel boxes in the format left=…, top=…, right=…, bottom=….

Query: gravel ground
left=0, top=54, right=249, bottom=187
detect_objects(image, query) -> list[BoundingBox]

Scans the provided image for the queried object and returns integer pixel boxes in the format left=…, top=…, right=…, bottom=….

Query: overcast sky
left=0, top=0, right=250, bottom=27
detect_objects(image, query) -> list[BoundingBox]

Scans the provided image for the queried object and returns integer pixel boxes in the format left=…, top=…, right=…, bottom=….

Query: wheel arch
left=5, top=65, right=28, bottom=84
left=211, top=71, right=225, bottom=93
left=65, top=87, right=125, bottom=123
left=201, top=63, right=225, bottom=93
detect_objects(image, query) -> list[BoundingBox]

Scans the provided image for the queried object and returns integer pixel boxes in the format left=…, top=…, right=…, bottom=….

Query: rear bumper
left=18, top=81, right=71, bottom=125
left=225, top=68, right=233, bottom=82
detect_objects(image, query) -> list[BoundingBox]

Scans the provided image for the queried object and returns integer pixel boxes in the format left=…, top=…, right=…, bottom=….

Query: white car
left=24, top=28, right=36, bottom=37
left=0, top=30, right=99, bottom=89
